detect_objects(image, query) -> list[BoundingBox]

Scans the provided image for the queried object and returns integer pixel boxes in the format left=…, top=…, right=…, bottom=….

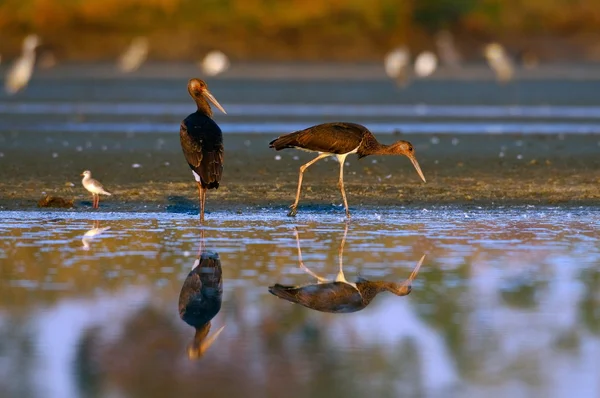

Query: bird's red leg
left=337, top=155, right=351, bottom=218
left=288, top=153, right=329, bottom=217
left=97, top=195, right=100, bottom=209
left=93, top=195, right=98, bottom=209
left=196, top=182, right=205, bottom=222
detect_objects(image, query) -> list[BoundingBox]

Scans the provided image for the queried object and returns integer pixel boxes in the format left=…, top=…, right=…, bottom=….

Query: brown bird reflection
left=178, top=232, right=224, bottom=359
left=269, top=224, right=425, bottom=313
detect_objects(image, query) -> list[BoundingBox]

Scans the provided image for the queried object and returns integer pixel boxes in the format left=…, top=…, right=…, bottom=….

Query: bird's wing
left=180, top=122, right=203, bottom=168
left=270, top=122, right=366, bottom=154
left=90, top=179, right=110, bottom=194
left=269, top=282, right=364, bottom=313
left=180, top=118, right=224, bottom=187
left=178, top=272, right=202, bottom=317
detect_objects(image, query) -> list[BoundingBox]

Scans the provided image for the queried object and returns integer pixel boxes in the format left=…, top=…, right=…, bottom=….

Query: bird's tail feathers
left=268, top=284, right=300, bottom=302
left=269, top=132, right=301, bottom=150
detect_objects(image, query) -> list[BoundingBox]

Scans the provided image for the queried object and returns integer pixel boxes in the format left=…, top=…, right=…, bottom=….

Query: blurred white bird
left=435, top=30, right=461, bottom=69
left=5, top=34, right=40, bottom=94
left=200, top=50, right=230, bottom=76
left=384, top=46, right=411, bottom=86
left=414, top=51, right=438, bottom=78
left=117, top=37, right=149, bottom=73
left=484, top=43, right=514, bottom=83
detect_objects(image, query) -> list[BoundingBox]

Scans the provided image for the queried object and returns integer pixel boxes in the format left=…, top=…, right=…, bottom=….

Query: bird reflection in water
left=269, top=223, right=425, bottom=313
left=178, top=231, right=224, bottom=359
left=81, top=220, right=111, bottom=250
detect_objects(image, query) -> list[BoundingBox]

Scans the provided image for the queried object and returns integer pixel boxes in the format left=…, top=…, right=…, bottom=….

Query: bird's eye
left=408, top=144, right=413, bottom=152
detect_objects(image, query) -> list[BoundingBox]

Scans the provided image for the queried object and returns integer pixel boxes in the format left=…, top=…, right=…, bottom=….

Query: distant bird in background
left=200, top=50, right=230, bottom=76
left=81, top=170, right=112, bottom=209
left=5, top=34, right=40, bottom=94
left=117, top=37, right=149, bottom=73
left=180, top=78, right=227, bottom=222
left=384, top=46, right=411, bottom=86
left=269, top=224, right=425, bottom=313
left=269, top=122, right=426, bottom=218
left=414, top=51, right=438, bottom=78
left=484, top=43, right=515, bottom=83
left=435, top=30, right=461, bottom=69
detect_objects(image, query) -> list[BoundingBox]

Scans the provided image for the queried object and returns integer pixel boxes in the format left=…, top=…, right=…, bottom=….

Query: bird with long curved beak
left=180, top=78, right=227, bottom=222
left=269, top=122, right=426, bottom=217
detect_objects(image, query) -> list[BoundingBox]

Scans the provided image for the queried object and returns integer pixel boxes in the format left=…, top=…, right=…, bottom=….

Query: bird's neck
left=370, top=143, right=398, bottom=155
left=360, top=135, right=395, bottom=156
left=194, top=96, right=213, bottom=118
left=358, top=280, right=405, bottom=301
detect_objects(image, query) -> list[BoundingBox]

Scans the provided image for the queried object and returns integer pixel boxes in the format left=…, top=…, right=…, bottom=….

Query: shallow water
left=1, top=207, right=599, bottom=398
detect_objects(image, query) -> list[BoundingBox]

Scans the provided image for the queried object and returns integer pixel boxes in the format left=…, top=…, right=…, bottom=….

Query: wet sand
left=1, top=131, right=598, bottom=212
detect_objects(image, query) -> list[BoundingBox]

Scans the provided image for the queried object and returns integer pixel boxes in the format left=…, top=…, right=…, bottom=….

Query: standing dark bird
left=269, top=224, right=425, bottom=313
left=178, top=235, right=224, bottom=360
left=180, top=78, right=227, bottom=222
left=269, top=122, right=426, bottom=217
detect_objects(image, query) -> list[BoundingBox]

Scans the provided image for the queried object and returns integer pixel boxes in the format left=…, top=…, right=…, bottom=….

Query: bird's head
left=81, top=170, right=91, bottom=178
left=23, top=34, right=40, bottom=52
left=187, top=78, right=227, bottom=114
left=388, top=140, right=426, bottom=183
left=385, top=254, right=426, bottom=296
left=187, top=323, right=225, bottom=360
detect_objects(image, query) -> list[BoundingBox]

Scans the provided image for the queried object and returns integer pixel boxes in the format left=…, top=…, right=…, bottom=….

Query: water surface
left=1, top=207, right=599, bottom=398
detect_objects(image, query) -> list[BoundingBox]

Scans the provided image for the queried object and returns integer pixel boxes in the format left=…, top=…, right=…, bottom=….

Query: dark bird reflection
left=178, top=231, right=224, bottom=359
left=269, top=223, right=425, bottom=313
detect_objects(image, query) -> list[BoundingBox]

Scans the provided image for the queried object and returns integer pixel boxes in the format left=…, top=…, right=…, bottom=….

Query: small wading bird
left=269, top=122, right=426, bottom=217
left=81, top=170, right=112, bottom=209
left=484, top=42, right=514, bottom=83
left=180, top=78, right=227, bottom=222
left=178, top=232, right=225, bottom=360
left=5, top=34, right=40, bottom=94
left=269, top=224, right=425, bottom=313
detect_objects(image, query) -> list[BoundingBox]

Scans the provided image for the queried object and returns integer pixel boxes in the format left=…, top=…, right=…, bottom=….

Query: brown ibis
left=178, top=232, right=224, bottom=360
left=269, top=122, right=426, bottom=217
left=268, top=224, right=425, bottom=313
left=180, top=78, right=227, bottom=222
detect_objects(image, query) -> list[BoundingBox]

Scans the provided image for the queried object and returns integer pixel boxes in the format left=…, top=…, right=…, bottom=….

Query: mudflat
left=1, top=131, right=598, bottom=212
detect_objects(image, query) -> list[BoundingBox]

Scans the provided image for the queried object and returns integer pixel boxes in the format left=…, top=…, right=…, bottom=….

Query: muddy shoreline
left=1, top=132, right=598, bottom=212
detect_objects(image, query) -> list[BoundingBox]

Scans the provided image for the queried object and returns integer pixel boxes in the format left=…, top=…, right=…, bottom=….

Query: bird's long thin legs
left=336, top=154, right=350, bottom=218
left=334, top=222, right=350, bottom=283
left=294, top=227, right=328, bottom=283
left=196, top=182, right=206, bottom=222
left=92, top=194, right=98, bottom=209
left=288, top=153, right=330, bottom=217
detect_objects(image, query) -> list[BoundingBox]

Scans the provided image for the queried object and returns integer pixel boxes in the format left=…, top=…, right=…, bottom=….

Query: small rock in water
left=499, top=152, right=505, bottom=158
left=516, top=154, right=523, bottom=160
left=372, top=159, right=378, bottom=164
left=164, top=161, right=170, bottom=166
left=52, top=152, right=58, bottom=158
left=75, top=146, right=83, bottom=152
left=385, top=174, right=392, bottom=179
left=293, top=156, right=299, bottom=160
left=451, top=138, right=459, bottom=146
left=274, top=155, right=281, bottom=160
left=132, top=163, right=142, bottom=168
left=244, top=140, right=251, bottom=146
left=430, top=136, right=440, bottom=145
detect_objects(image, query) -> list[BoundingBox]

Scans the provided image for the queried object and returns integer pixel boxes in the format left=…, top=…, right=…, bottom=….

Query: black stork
left=180, top=78, right=226, bottom=222
left=268, top=224, right=425, bottom=313
left=269, top=122, right=426, bottom=217
left=178, top=232, right=224, bottom=360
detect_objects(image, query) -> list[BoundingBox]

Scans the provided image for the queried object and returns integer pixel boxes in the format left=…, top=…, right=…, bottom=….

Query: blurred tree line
left=0, top=0, right=598, bottom=60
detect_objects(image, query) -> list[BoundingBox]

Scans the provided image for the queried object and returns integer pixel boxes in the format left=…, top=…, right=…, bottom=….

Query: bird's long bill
left=199, top=324, right=225, bottom=354
left=408, top=155, right=427, bottom=183
left=203, top=89, right=227, bottom=114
